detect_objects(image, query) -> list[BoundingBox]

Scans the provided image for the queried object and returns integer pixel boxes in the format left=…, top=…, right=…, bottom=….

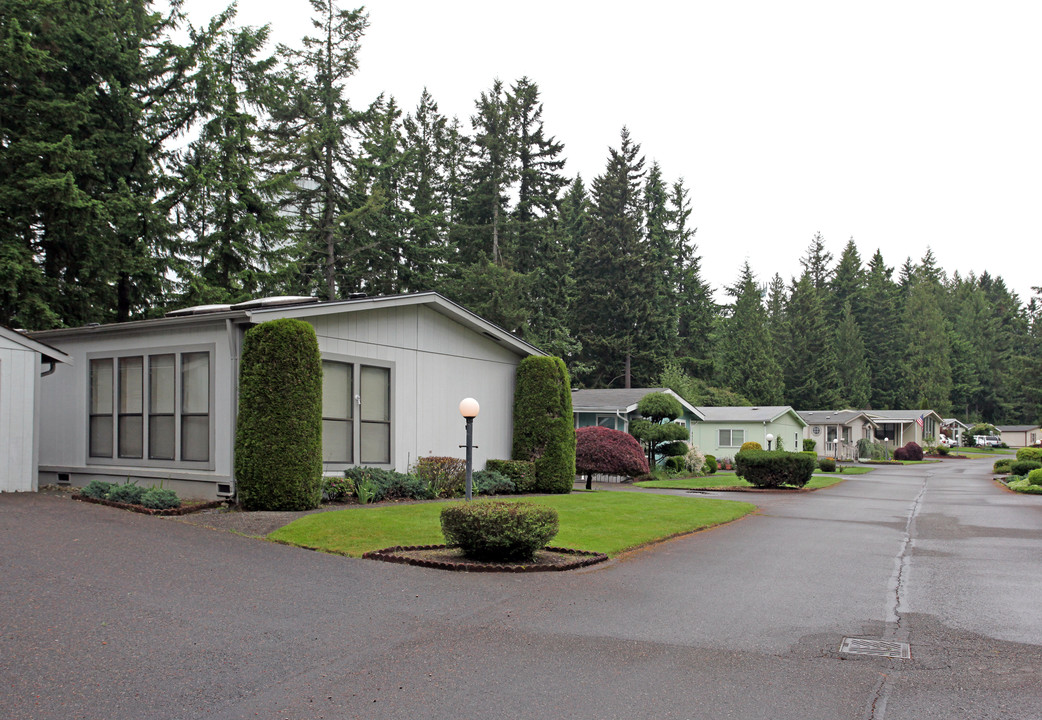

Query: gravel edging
left=363, top=544, right=609, bottom=572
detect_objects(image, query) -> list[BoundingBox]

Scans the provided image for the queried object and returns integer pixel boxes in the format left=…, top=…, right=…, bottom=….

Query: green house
left=690, top=406, right=807, bottom=459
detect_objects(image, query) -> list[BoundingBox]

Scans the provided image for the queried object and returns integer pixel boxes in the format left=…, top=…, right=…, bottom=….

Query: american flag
left=916, top=414, right=925, bottom=429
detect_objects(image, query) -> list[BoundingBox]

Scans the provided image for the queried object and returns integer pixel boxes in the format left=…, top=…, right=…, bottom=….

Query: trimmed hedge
left=440, top=500, right=559, bottom=562
left=1016, top=447, right=1042, bottom=463
left=574, top=426, right=649, bottom=490
left=740, top=441, right=762, bottom=452
left=512, top=357, right=576, bottom=494
left=803, top=439, right=816, bottom=452
left=1010, top=460, right=1042, bottom=477
left=734, top=450, right=816, bottom=488
left=485, top=459, right=536, bottom=494
left=1028, top=468, right=1042, bottom=486
left=818, top=457, right=837, bottom=473
left=994, top=458, right=1013, bottom=473
left=235, top=319, right=323, bottom=511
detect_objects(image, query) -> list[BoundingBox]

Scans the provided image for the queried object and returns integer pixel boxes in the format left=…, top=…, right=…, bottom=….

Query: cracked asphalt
left=2, top=458, right=1040, bottom=719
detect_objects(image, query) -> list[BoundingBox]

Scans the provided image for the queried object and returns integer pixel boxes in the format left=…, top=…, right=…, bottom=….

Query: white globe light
left=459, top=397, right=480, bottom=418
left=766, top=433, right=775, bottom=442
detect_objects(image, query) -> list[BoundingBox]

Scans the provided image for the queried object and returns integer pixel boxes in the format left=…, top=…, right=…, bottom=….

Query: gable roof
left=27, top=292, right=543, bottom=358
left=865, top=409, right=943, bottom=423
left=570, top=388, right=702, bottom=419
left=0, top=325, right=71, bottom=364
left=695, top=405, right=806, bottom=427
left=798, top=409, right=878, bottom=426
left=997, top=425, right=1042, bottom=432
left=942, top=418, right=970, bottom=429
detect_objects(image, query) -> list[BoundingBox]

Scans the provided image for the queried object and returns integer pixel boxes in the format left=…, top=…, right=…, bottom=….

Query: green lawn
left=268, top=492, right=756, bottom=558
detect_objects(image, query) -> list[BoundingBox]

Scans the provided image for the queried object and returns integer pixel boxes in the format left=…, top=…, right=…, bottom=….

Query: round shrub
left=1028, top=468, right=1042, bottom=486
left=235, top=319, right=323, bottom=511
left=1016, top=447, right=1042, bottom=463
left=575, top=426, right=649, bottom=490
left=893, top=442, right=924, bottom=462
left=440, top=501, right=559, bottom=562
left=704, top=455, right=717, bottom=474
left=1010, top=460, right=1042, bottom=477
left=818, top=457, right=837, bottom=473
left=993, top=458, right=1012, bottom=473
left=735, top=450, right=816, bottom=488
left=107, top=483, right=145, bottom=505
left=740, top=441, right=762, bottom=452
left=80, top=480, right=115, bottom=500
left=1007, top=477, right=1042, bottom=494
left=512, top=357, right=575, bottom=494
left=140, top=487, right=181, bottom=510
left=936, top=444, right=950, bottom=456
left=663, top=455, right=686, bottom=473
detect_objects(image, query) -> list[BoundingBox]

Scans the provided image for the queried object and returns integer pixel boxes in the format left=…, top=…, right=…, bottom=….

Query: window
left=88, top=350, right=211, bottom=465
left=322, top=359, right=392, bottom=465
left=596, top=415, right=617, bottom=431
left=718, top=428, right=745, bottom=447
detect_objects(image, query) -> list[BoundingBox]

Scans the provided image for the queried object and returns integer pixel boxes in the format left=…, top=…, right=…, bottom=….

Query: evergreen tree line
left=1, top=0, right=1039, bottom=424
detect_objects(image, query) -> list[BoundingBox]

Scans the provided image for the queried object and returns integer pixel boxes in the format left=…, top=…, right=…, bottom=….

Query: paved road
left=2, top=459, right=1041, bottom=719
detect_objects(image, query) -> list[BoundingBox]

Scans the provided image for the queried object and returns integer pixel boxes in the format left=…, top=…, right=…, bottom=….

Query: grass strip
left=635, top=474, right=848, bottom=491
left=268, top=492, right=755, bottom=558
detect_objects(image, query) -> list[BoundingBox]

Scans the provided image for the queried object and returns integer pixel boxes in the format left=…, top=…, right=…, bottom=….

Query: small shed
left=0, top=326, right=71, bottom=492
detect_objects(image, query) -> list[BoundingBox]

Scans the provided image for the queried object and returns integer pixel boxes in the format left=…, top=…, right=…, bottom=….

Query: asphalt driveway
left=2, top=458, right=1040, bottom=719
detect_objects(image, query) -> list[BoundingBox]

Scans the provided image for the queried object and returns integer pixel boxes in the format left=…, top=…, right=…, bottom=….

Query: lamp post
left=459, top=397, right=480, bottom=501
left=766, top=433, right=774, bottom=451
left=884, top=437, right=889, bottom=461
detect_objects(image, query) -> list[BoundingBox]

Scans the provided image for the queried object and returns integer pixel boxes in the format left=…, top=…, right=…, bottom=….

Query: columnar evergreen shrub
left=734, top=450, right=816, bottom=488
left=235, top=319, right=323, bottom=511
left=574, top=426, right=649, bottom=490
left=485, top=459, right=536, bottom=493
left=440, top=501, right=559, bottom=562
left=512, top=356, right=575, bottom=494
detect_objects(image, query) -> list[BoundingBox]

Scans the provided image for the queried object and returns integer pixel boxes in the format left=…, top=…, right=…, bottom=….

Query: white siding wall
left=0, top=339, right=40, bottom=492
left=308, top=305, right=521, bottom=472
left=35, top=322, right=237, bottom=496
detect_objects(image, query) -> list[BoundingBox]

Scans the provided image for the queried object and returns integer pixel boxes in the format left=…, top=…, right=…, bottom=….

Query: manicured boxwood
left=818, top=457, right=837, bottom=473
left=1016, top=447, right=1042, bottom=463
left=740, top=441, right=762, bottom=452
left=704, top=455, right=717, bottom=474
left=1028, top=468, right=1042, bottom=486
left=512, top=357, right=576, bottom=494
left=440, top=500, right=559, bottom=562
left=1010, top=460, right=1042, bottom=477
left=734, top=450, right=816, bottom=488
left=235, top=319, right=323, bottom=511
left=485, top=459, right=536, bottom=494
left=993, top=458, right=1013, bottom=473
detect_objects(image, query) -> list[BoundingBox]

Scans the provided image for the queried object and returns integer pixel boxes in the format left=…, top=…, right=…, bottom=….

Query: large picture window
left=89, top=350, right=211, bottom=465
left=322, top=360, right=392, bottom=466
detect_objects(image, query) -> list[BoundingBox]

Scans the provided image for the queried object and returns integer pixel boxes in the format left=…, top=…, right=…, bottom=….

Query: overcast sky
left=180, top=0, right=1042, bottom=304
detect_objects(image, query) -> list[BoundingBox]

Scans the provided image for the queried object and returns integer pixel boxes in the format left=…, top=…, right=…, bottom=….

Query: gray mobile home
left=28, top=293, right=541, bottom=499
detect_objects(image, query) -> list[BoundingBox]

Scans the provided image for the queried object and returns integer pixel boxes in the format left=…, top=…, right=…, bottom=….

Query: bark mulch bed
left=363, top=544, right=608, bottom=573
left=72, top=493, right=226, bottom=516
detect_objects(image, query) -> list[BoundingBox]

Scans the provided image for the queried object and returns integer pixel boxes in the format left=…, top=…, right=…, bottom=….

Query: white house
left=27, top=293, right=542, bottom=499
left=0, top=326, right=71, bottom=492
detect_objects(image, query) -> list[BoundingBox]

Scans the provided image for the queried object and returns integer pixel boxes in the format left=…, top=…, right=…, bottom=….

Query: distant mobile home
left=28, top=293, right=542, bottom=500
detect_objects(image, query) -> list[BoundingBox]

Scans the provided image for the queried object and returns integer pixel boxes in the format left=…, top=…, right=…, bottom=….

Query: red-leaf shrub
left=893, top=442, right=924, bottom=462
left=575, top=426, right=650, bottom=490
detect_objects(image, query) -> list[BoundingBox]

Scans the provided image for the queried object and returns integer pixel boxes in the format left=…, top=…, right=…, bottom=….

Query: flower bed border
left=72, top=493, right=226, bottom=516
left=362, top=544, right=608, bottom=573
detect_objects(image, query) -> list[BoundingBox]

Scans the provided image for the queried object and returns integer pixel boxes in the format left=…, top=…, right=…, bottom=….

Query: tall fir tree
left=834, top=300, right=871, bottom=408
left=829, top=237, right=865, bottom=324
left=673, top=180, right=715, bottom=379
left=781, top=273, right=841, bottom=409
left=799, top=232, right=834, bottom=290
left=860, top=249, right=903, bottom=409
left=715, top=262, right=783, bottom=404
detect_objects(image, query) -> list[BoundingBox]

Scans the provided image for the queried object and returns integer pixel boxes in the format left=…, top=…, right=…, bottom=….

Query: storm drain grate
left=840, top=638, right=911, bottom=659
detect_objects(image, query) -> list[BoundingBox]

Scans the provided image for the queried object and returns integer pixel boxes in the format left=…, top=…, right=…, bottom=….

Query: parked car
left=973, top=435, right=1001, bottom=447
left=939, top=435, right=957, bottom=447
